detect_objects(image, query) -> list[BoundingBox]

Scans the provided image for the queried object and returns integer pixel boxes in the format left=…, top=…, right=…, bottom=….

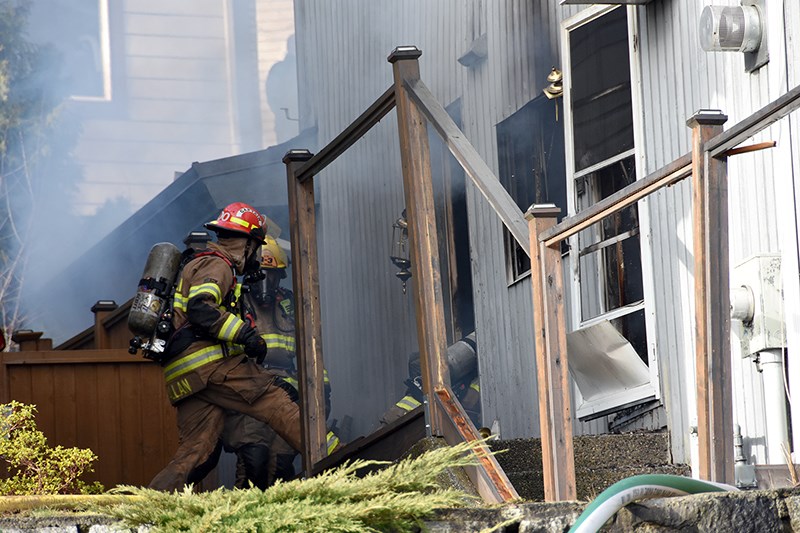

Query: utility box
left=731, top=254, right=785, bottom=356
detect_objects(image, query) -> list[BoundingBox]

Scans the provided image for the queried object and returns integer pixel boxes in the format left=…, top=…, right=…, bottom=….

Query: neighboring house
left=22, top=0, right=299, bottom=340
left=293, top=0, right=800, bottom=479
left=26, top=0, right=295, bottom=216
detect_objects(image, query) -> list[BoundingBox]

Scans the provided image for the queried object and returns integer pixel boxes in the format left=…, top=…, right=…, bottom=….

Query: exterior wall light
left=543, top=67, right=563, bottom=100
left=390, top=209, right=412, bottom=293
left=543, top=67, right=563, bottom=121
left=699, top=0, right=768, bottom=72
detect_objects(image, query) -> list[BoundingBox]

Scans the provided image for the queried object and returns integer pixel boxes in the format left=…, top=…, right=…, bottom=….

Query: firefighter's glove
left=240, top=327, right=267, bottom=363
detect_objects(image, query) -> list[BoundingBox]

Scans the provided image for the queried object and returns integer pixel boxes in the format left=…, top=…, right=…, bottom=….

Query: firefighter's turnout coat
left=148, top=237, right=302, bottom=492
left=162, top=238, right=254, bottom=404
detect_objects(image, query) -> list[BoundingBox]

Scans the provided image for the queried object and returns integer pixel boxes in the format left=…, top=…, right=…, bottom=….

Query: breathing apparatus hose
left=568, top=474, right=738, bottom=533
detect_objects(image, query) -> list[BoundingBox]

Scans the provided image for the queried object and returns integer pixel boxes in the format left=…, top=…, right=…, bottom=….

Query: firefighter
left=148, top=202, right=301, bottom=492
left=379, top=333, right=481, bottom=428
left=221, top=235, right=339, bottom=489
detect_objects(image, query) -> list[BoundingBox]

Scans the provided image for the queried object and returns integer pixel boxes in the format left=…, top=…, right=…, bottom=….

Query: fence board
left=74, top=365, right=99, bottom=459
left=1, top=350, right=177, bottom=489
left=95, top=364, right=123, bottom=484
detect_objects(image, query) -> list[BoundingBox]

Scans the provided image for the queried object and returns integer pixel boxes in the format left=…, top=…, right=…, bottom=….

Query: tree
left=0, top=0, right=78, bottom=348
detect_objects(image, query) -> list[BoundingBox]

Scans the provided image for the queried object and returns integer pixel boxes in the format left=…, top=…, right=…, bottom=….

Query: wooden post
left=389, top=46, right=451, bottom=435
left=91, top=300, right=117, bottom=350
left=525, top=204, right=576, bottom=501
left=11, top=330, right=52, bottom=352
left=687, top=110, right=733, bottom=484
left=283, top=149, right=327, bottom=474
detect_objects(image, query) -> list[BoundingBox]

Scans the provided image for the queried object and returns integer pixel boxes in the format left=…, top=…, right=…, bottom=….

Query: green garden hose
left=569, top=474, right=738, bottom=533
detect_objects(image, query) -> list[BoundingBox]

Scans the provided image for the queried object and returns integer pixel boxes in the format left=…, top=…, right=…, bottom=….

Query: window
left=564, top=6, right=657, bottom=419
left=497, top=98, right=566, bottom=281
left=27, top=0, right=112, bottom=101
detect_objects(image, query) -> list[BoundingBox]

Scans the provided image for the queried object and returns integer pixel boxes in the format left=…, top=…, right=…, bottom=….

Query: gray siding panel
left=296, top=0, right=559, bottom=439
left=295, top=0, right=800, bottom=462
left=638, top=0, right=797, bottom=463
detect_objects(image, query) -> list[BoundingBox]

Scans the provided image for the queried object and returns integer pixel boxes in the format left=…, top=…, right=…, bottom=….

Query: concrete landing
left=491, top=431, right=691, bottom=501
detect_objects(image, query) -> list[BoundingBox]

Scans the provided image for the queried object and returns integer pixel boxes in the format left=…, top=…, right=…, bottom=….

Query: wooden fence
left=0, top=305, right=179, bottom=490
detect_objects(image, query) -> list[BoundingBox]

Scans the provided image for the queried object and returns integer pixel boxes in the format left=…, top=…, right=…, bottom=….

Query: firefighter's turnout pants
left=148, top=356, right=300, bottom=491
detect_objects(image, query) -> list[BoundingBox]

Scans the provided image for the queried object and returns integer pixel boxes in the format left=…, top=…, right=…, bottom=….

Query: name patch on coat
left=166, top=373, right=205, bottom=404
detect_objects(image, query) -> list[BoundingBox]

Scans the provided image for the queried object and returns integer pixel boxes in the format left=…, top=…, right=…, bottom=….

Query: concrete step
left=491, top=431, right=691, bottom=501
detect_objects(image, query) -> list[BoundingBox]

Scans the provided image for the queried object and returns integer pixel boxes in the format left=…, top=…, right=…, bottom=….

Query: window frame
left=496, top=96, right=567, bottom=284
left=69, top=0, right=113, bottom=103
left=561, top=5, right=661, bottom=417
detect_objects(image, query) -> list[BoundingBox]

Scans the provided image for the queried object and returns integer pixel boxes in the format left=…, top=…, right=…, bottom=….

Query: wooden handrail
left=403, top=78, right=530, bottom=251
left=433, top=386, right=519, bottom=503
left=540, top=152, right=692, bottom=247
left=296, top=86, right=396, bottom=183
left=707, top=84, right=800, bottom=159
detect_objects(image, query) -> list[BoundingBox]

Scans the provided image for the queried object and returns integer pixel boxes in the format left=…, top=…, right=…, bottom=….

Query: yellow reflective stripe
left=172, top=280, right=187, bottom=311
left=173, top=292, right=188, bottom=311
left=470, top=381, right=480, bottom=392
left=324, top=368, right=330, bottom=385
left=188, top=282, right=222, bottom=304
left=396, top=395, right=421, bottom=412
left=283, top=376, right=298, bottom=390
left=227, top=343, right=245, bottom=356
left=164, top=345, right=224, bottom=382
left=218, top=314, right=244, bottom=342
left=263, top=333, right=295, bottom=352
left=230, top=216, right=258, bottom=230
left=327, top=431, right=340, bottom=455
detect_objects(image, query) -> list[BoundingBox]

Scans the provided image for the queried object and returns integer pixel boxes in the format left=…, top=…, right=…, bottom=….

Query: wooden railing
left=283, top=46, right=518, bottom=503
left=528, top=85, right=800, bottom=498
left=284, top=39, right=800, bottom=502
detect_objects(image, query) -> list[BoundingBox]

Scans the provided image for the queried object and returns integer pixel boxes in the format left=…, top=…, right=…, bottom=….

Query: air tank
left=408, top=332, right=478, bottom=384
left=128, top=242, right=182, bottom=337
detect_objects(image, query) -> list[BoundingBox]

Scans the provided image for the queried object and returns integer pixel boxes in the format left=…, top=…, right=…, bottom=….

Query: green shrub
left=98, top=438, right=489, bottom=532
left=0, top=401, right=103, bottom=495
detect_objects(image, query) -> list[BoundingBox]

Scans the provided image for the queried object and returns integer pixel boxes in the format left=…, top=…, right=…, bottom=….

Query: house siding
left=294, top=0, right=800, bottom=465
left=295, top=0, right=610, bottom=439
left=637, top=1, right=799, bottom=463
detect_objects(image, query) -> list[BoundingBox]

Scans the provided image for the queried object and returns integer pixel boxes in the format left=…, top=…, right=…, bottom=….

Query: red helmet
left=204, top=202, right=266, bottom=240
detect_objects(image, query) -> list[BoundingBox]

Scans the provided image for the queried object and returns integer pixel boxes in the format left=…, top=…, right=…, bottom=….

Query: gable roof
left=28, top=128, right=316, bottom=345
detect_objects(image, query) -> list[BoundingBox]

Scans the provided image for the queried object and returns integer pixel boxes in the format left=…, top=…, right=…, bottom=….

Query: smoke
left=14, top=1, right=299, bottom=343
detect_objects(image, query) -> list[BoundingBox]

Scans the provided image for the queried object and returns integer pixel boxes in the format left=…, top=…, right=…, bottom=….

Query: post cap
left=11, top=330, right=42, bottom=343
left=183, top=231, right=211, bottom=248
left=524, top=203, right=561, bottom=220
left=686, top=109, right=728, bottom=127
left=91, top=300, right=118, bottom=313
left=388, top=46, right=422, bottom=63
left=282, top=149, right=314, bottom=164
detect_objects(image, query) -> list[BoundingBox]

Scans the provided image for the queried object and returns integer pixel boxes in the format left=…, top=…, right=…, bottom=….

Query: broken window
left=575, top=155, right=647, bottom=359
left=562, top=5, right=659, bottom=420
left=496, top=98, right=566, bottom=281
left=567, top=6, right=649, bottom=365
